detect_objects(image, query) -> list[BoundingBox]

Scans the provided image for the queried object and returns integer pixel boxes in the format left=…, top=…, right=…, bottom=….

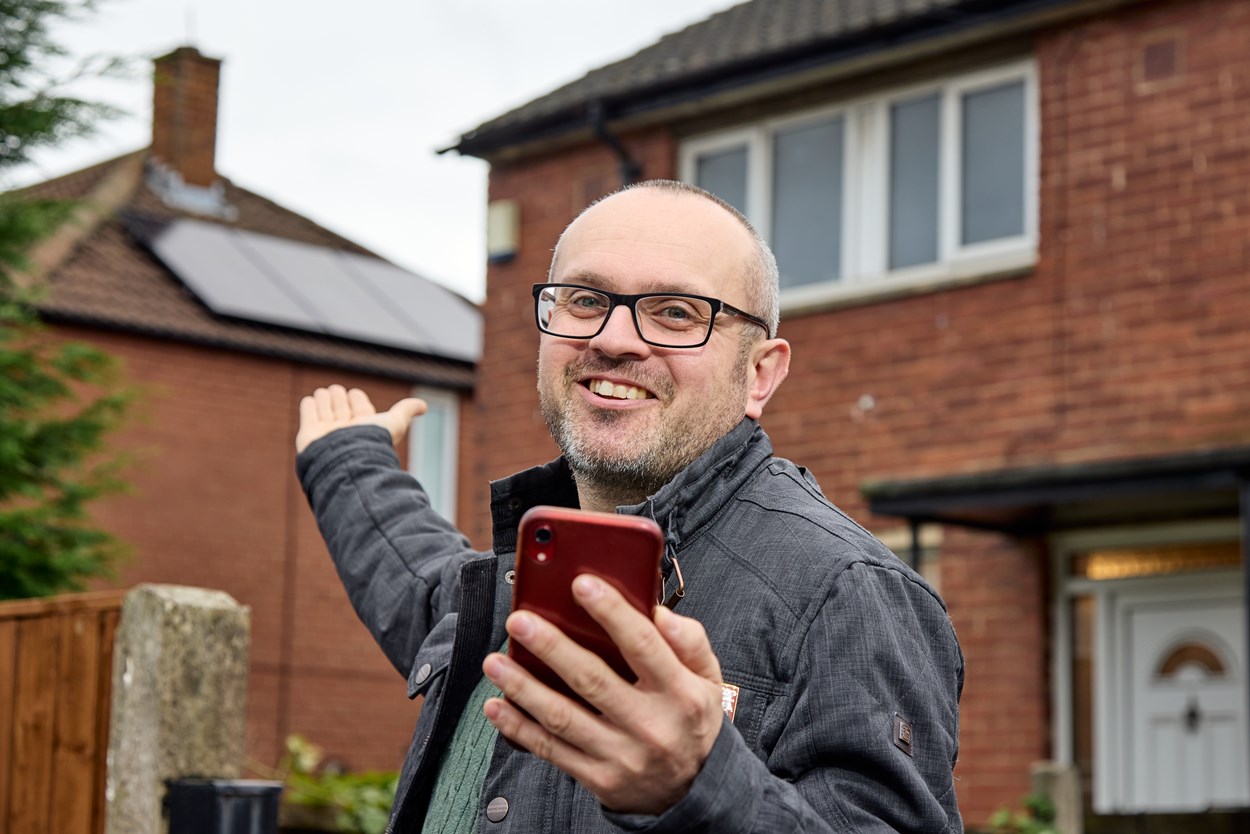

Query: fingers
left=313, top=386, right=334, bottom=422
left=295, top=387, right=418, bottom=451
left=310, top=385, right=374, bottom=421
left=481, top=650, right=613, bottom=759
left=482, top=694, right=602, bottom=780
left=391, top=397, right=428, bottom=421
left=384, top=396, right=427, bottom=434
left=501, top=610, right=631, bottom=719
left=489, top=580, right=728, bottom=815
left=655, top=606, right=722, bottom=683
left=347, top=387, right=377, bottom=416
left=296, top=396, right=320, bottom=452
left=571, top=575, right=681, bottom=686
left=329, top=384, right=352, bottom=421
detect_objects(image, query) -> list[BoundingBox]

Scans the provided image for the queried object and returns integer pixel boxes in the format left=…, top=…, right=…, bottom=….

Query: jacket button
left=486, top=796, right=509, bottom=822
left=414, top=663, right=432, bottom=685
left=507, top=498, right=523, bottom=512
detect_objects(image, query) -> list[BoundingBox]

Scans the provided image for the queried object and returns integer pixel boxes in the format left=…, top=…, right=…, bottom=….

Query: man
left=296, top=180, right=963, bottom=833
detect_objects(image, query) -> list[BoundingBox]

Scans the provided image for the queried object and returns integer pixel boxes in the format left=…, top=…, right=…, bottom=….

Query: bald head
left=549, top=180, right=780, bottom=338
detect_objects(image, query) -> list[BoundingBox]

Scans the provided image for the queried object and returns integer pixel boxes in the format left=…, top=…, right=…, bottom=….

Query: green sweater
left=419, top=658, right=503, bottom=833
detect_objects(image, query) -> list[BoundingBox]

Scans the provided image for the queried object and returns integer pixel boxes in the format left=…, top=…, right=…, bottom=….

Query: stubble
left=538, top=342, right=752, bottom=504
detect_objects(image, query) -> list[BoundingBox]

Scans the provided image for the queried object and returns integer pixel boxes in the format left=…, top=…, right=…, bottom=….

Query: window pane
left=889, top=94, right=941, bottom=270
left=962, top=80, right=1026, bottom=245
left=413, top=398, right=451, bottom=518
left=695, top=146, right=748, bottom=216
left=772, top=117, right=843, bottom=289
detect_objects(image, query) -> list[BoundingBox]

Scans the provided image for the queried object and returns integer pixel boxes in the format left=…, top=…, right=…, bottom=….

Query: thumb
left=379, top=397, right=428, bottom=444
left=655, top=606, right=722, bottom=683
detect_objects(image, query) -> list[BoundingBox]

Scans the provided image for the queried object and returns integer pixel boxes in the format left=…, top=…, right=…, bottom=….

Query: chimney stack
left=151, top=47, right=221, bottom=188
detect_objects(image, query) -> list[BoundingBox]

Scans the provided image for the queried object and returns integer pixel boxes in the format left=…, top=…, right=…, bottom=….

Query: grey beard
left=537, top=338, right=754, bottom=505
left=546, top=408, right=688, bottom=502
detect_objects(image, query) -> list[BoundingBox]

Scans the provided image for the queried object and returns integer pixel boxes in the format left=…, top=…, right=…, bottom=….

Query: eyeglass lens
left=537, top=286, right=715, bottom=347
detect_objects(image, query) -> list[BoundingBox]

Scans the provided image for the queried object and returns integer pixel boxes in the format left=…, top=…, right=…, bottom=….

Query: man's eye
left=659, top=304, right=692, bottom=320
left=643, top=298, right=703, bottom=328
left=562, top=291, right=609, bottom=316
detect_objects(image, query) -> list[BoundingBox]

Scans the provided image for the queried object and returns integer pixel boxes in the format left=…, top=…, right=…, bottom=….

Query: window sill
left=778, top=247, right=1037, bottom=319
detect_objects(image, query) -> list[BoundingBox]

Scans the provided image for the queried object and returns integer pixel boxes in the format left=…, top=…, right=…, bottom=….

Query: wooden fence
left=0, top=590, right=126, bottom=834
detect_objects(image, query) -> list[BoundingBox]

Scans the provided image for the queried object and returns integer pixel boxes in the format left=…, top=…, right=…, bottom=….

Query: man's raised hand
left=296, top=385, right=427, bottom=453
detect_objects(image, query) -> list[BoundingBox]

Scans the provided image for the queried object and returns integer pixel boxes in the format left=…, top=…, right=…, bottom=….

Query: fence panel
left=0, top=591, right=125, bottom=834
left=0, top=618, right=16, bottom=829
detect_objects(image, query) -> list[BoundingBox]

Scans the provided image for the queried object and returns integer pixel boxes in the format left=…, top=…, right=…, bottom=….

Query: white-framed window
left=679, top=60, right=1038, bottom=310
left=407, top=387, right=459, bottom=522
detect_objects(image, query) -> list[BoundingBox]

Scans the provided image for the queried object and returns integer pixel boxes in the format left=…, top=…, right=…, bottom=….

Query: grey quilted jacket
left=296, top=418, right=964, bottom=833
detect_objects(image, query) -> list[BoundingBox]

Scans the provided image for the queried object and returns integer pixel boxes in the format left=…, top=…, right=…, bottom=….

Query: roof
left=864, top=446, right=1250, bottom=534
left=13, top=151, right=476, bottom=387
left=453, top=0, right=1117, bottom=158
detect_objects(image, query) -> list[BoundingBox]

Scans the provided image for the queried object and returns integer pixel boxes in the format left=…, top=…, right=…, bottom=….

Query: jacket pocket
left=717, top=667, right=787, bottom=757
left=407, top=613, right=457, bottom=699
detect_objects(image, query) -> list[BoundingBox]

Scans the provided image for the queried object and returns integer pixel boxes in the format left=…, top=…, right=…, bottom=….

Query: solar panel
left=341, top=253, right=481, bottom=362
left=142, top=218, right=480, bottom=362
left=232, top=231, right=423, bottom=352
left=146, top=220, right=327, bottom=333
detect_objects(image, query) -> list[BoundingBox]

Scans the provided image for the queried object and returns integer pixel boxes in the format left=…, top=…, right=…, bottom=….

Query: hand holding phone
left=510, top=506, right=663, bottom=707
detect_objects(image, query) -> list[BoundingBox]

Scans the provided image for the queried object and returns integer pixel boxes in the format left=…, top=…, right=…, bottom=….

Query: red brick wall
left=467, top=0, right=1250, bottom=825
left=460, top=129, right=678, bottom=548
left=53, top=325, right=455, bottom=772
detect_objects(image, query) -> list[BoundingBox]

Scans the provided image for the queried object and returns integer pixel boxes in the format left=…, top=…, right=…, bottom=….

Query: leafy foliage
left=0, top=295, right=133, bottom=599
left=986, top=793, right=1058, bottom=834
left=280, top=735, right=399, bottom=834
left=0, top=0, right=133, bottom=599
left=1, top=1, right=123, bottom=175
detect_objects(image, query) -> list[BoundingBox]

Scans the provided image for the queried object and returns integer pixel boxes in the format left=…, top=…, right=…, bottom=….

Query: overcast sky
left=9, top=0, right=745, bottom=302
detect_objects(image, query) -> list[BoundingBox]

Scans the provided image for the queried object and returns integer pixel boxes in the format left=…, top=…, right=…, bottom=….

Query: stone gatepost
left=1031, top=760, right=1083, bottom=834
left=104, top=584, right=251, bottom=834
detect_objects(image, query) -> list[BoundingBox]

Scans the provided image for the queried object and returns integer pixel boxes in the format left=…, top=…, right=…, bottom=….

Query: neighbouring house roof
left=15, top=151, right=477, bottom=387
left=452, top=0, right=1130, bottom=159
left=863, top=446, right=1250, bottom=534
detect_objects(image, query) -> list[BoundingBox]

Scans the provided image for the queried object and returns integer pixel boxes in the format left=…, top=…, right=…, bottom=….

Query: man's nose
left=587, top=305, right=651, bottom=358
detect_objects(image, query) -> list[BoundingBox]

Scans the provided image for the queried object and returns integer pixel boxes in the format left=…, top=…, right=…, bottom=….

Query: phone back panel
left=511, top=506, right=663, bottom=705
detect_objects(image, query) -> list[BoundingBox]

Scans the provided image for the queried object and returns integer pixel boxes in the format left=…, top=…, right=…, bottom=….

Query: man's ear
left=745, top=338, right=791, bottom=420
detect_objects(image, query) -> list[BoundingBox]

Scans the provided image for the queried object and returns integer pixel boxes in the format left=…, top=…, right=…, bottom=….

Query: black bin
left=165, top=779, right=284, bottom=834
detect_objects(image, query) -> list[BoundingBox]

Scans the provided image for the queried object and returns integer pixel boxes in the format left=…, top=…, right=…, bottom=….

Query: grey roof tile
left=455, top=0, right=1037, bottom=153
left=16, top=152, right=476, bottom=387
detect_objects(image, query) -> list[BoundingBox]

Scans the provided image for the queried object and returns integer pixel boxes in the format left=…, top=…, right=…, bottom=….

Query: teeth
left=590, top=379, right=651, bottom=400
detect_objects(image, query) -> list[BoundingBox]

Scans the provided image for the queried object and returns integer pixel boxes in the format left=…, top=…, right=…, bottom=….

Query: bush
left=279, top=735, right=398, bottom=834
left=986, top=793, right=1057, bottom=834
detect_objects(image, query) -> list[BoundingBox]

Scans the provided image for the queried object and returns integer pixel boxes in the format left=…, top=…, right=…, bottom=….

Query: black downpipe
left=590, top=101, right=641, bottom=187
left=909, top=518, right=923, bottom=573
left=1242, top=478, right=1250, bottom=798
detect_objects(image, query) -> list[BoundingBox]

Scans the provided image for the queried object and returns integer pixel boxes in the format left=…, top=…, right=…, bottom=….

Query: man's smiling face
left=537, top=187, right=763, bottom=500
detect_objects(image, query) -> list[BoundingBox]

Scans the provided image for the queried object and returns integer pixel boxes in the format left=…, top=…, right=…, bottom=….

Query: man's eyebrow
left=559, top=270, right=617, bottom=290
left=558, top=272, right=704, bottom=296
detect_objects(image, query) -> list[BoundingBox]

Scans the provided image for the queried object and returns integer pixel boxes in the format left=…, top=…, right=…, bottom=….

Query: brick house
left=446, top=0, right=1250, bottom=828
left=15, top=47, right=479, bottom=770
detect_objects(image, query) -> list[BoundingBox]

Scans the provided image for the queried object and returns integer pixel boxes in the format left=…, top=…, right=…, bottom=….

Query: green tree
left=1, top=0, right=133, bottom=599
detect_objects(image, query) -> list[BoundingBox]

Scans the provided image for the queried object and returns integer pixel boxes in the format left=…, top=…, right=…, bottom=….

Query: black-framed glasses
left=532, top=283, right=770, bottom=349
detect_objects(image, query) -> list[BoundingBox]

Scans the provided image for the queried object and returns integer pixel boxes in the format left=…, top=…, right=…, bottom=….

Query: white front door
left=1115, top=586, right=1248, bottom=810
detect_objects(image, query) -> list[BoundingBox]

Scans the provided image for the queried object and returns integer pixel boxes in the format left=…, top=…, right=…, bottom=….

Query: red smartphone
left=510, top=505, right=663, bottom=708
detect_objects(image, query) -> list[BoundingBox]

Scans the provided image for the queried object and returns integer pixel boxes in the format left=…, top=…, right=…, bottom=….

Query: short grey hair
left=548, top=179, right=780, bottom=338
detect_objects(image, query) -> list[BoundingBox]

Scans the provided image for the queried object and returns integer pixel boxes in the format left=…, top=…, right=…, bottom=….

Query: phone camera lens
left=535, top=526, right=552, bottom=544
